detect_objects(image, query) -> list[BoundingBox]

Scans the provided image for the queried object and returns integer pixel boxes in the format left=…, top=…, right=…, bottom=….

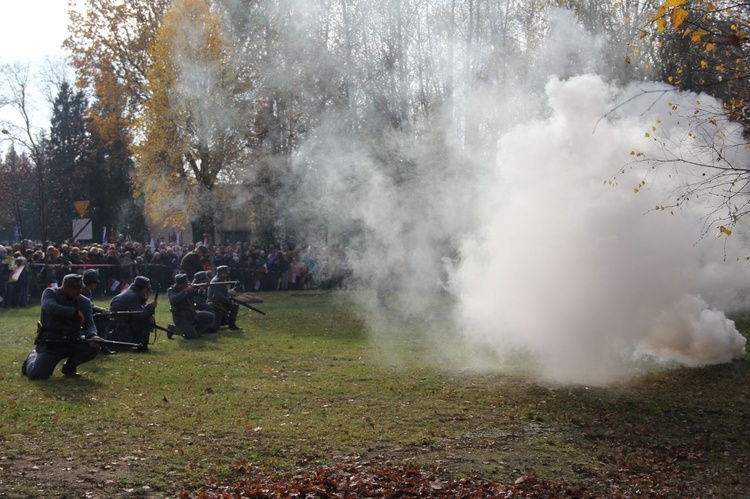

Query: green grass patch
left=1, top=291, right=749, bottom=497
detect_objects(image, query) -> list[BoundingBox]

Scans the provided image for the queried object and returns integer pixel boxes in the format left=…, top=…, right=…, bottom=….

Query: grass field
left=1, top=290, right=749, bottom=497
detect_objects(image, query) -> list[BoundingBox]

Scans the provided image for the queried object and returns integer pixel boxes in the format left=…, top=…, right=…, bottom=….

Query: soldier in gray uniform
left=207, top=265, right=242, bottom=330
left=108, top=276, right=158, bottom=352
left=22, top=274, right=102, bottom=379
left=166, top=273, right=215, bottom=339
left=193, top=271, right=219, bottom=332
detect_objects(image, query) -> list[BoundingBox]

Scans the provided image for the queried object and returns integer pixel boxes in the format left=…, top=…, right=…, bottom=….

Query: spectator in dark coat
left=180, top=245, right=208, bottom=280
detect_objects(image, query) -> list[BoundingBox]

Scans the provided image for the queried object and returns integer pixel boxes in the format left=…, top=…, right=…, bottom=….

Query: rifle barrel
left=94, top=310, right=142, bottom=316
left=230, top=297, right=266, bottom=315
left=40, top=337, right=143, bottom=348
left=193, top=281, right=239, bottom=287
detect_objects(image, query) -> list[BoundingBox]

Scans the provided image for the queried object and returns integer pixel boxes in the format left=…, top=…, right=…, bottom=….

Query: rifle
left=38, top=335, right=144, bottom=349
left=192, top=281, right=239, bottom=287
left=230, top=297, right=266, bottom=315
left=152, top=323, right=172, bottom=335
left=93, top=310, right=142, bottom=317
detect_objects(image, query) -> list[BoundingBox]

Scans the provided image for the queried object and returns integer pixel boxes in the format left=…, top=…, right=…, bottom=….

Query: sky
left=0, top=0, right=72, bottom=150
left=0, top=0, right=70, bottom=63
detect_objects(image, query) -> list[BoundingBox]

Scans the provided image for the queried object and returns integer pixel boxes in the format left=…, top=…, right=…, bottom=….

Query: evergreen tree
left=47, top=81, right=89, bottom=243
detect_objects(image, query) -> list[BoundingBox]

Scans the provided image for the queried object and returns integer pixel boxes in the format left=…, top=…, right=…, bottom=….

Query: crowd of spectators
left=0, top=237, right=351, bottom=308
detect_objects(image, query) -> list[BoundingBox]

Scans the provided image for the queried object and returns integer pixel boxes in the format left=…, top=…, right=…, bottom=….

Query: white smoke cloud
left=448, top=74, right=748, bottom=385
left=214, top=4, right=749, bottom=385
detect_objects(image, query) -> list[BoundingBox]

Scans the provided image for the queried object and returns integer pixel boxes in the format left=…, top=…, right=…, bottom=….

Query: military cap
left=62, top=273, right=86, bottom=289
left=193, top=271, right=209, bottom=282
left=82, top=269, right=100, bottom=285
left=133, top=275, right=153, bottom=291
left=216, top=265, right=230, bottom=274
left=175, top=273, right=189, bottom=285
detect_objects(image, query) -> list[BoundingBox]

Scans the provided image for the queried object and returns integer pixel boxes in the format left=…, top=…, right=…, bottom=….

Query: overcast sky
left=0, top=0, right=70, bottom=63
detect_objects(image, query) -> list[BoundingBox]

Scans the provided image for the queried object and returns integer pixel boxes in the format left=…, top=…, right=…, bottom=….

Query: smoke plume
left=289, top=20, right=748, bottom=386
left=213, top=4, right=749, bottom=385
left=447, top=74, right=748, bottom=385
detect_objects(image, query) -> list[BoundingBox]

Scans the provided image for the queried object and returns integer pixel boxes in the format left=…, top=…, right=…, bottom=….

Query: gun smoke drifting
left=216, top=6, right=748, bottom=385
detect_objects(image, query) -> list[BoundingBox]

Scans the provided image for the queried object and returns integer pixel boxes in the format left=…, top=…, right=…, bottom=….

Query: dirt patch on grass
left=0, top=454, right=170, bottom=498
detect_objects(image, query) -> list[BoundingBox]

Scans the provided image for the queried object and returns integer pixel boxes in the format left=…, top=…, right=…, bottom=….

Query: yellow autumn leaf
left=671, top=8, right=689, bottom=30
left=652, top=6, right=667, bottom=21
left=720, top=226, right=732, bottom=236
left=625, top=56, right=631, bottom=64
left=706, top=43, right=715, bottom=51
left=664, top=0, right=687, bottom=6
left=701, top=60, right=708, bottom=68
left=640, top=30, right=648, bottom=39
left=657, top=18, right=668, bottom=32
left=645, top=132, right=651, bottom=137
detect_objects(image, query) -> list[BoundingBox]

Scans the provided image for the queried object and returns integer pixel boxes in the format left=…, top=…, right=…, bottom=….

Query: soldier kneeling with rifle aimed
left=206, top=265, right=242, bottom=331
left=166, top=273, right=215, bottom=339
left=22, top=274, right=121, bottom=379
left=108, top=276, right=158, bottom=352
left=192, top=271, right=219, bottom=332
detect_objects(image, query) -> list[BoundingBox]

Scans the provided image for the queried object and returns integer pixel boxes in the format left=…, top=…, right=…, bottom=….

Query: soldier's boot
left=61, top=359, right=81, bottom=378
left=21, top=357, right=28, bottom=376
left=166, top=324, right=186, bottom=340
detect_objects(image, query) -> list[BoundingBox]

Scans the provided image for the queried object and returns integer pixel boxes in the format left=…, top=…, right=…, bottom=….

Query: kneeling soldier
left=207, top=265, right=242, bottom=331
left=22, top=274, right=103, bottom=379
left=108, top=276, right=157, bottom=352
left=193, top=271, right=219, bottom=332
left=167, top=273, right=215, bottom=339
